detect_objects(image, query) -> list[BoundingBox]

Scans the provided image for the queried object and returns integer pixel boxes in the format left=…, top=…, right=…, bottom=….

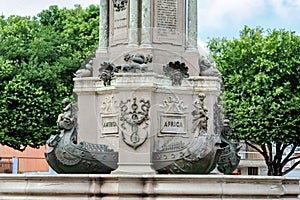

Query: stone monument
left=45, top=0, right=240, bottom=175
left=2, top=2, right=300, bottom=199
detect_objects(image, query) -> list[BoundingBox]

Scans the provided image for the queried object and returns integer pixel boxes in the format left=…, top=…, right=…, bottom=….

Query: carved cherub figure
left=198, top=55, right=221, bottom=78
left=120, top=53, right=152, bottom=72
left=74, top=59, right=93, bottom=78
left=192, top=93, right=209, bottom=136
left=57, top=98, right=76, bottom=131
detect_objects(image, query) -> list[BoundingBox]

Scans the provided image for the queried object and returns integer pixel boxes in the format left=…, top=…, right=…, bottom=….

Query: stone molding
left=0, top=174, right=299, bottom=199
left=73, top=74, right=222, bottom=95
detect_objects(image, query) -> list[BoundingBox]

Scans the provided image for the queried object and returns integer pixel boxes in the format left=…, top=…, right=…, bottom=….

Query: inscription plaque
left=160, top=114, right=187, bottom=135
left=157, top=0, right=177, bottom=36
left=111, top=2, right=128, bottom=44
left=154, top=0, right=184, bottom=45
left=100, top=114, right=118, bottom=135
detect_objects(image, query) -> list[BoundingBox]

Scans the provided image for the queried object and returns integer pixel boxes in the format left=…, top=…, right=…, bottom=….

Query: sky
left=198, top=0, right=300, bottom=42
left=0, top=0, right=300, bottom=44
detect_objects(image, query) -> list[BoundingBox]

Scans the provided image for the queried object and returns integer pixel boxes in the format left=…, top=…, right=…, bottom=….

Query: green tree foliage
left=0, top=4, right=99, bottom=151
left=208, top=26, right=300, bottom=176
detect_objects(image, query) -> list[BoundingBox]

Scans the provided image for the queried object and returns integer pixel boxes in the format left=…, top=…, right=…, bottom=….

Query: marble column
left=141, top=0, right=151, bottom=47
left=98, top=0, right=109, bottom=52
left=187, top=0, right=198, bottom=50
left=129, top=0, right=139, bottom=46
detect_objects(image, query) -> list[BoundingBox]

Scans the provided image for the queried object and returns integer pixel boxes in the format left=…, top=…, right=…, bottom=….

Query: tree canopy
left=0, top=5, right=99, bottom=151
left=208, top=26, right=300, bottom=175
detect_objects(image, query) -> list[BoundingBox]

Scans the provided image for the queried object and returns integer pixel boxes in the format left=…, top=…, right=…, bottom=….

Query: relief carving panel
left=110, top=0, right=129, bottom=45
left=159, top=96, right=188, bottom=136
left=100, top=96, right=119, bottom=135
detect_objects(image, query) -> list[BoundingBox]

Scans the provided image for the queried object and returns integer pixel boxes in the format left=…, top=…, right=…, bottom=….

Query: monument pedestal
left=47, top=0, right=238, bottom=175
left=73, top=72, right=224, bottom=174
left=112, top=124, right=156, bottom=174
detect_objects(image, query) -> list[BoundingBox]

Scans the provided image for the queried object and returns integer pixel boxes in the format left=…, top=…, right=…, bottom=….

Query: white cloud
left=198, top=0, right=265, bottom=29
left=269, top=0, right=300, bottom=18
left=289, top=0, right=300, bottom=7
left=198, top=0, right=300, bottom=41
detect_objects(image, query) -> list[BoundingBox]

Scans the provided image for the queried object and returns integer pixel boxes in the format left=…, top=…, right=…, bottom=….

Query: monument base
left=111, top=163, right=156, bottom=174
left=1, top=174, right=299, bottom=200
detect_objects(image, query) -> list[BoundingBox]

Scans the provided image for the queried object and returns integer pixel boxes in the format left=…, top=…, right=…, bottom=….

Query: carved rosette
left=120, top=98, right=150, bottom=149
left=163, top=61, right=189, bottom=86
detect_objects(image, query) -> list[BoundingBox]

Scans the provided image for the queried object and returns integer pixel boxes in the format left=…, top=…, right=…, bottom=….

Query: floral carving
left=99, top=62, right=119, bottom=86
left=163, top=61, right=189, bottom=86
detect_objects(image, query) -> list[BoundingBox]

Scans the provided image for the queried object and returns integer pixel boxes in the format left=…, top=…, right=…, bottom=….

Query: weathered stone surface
left=94, top=0, right=203, bottom=77
left=0, top=174, right=299, bottom=199
left=72, top=73, right=225, bottom=174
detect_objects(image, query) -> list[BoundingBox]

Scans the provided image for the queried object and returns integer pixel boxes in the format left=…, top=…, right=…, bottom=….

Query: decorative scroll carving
left=112, top=0, right=128, bottom=12
left=120, top=98, right=150, bottom=149
left=118, top=54, right=152, bottom=73
left=163, top=61, right=189, bottom=86
left=99, top=62, right=119, bottom=86
left=191, top=93, right=208, bottom=136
